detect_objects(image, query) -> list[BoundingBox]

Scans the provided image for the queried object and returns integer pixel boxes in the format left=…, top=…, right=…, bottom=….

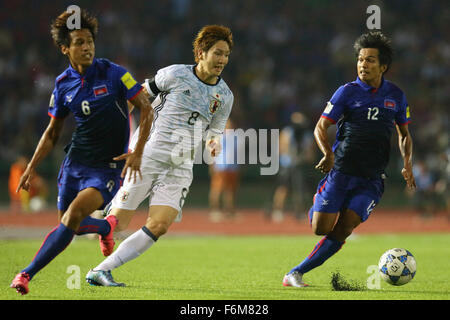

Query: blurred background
left=0, top=0, right=448, bottom=221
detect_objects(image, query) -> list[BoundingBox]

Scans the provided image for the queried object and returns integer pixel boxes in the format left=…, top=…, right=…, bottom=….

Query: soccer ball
left=378, top=248, right=416, bottom=286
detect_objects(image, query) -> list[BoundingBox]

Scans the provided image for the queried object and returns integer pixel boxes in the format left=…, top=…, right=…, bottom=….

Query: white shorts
left=111, top=157, right=193, bottom=222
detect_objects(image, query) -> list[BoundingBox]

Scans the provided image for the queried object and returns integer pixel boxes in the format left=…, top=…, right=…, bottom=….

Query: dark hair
left=193, top=25, right=233, bottom=63
left=354, top=31, right=393, bottom=73
left=50, top=9, right=98, bottom=48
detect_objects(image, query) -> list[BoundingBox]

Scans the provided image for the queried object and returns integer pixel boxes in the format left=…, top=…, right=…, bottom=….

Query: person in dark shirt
left=11, top=9, right=153, bottom=295
left=283, top=31, right=416, bottom=287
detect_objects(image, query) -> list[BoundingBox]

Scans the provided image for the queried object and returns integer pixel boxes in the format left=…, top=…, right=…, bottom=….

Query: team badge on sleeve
left=121, top=72, right=137, bottom=90
left=406, top=106, right=410, bottom=118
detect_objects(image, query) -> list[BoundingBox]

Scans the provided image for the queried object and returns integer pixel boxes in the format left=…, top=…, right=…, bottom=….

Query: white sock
left=94, top=226, right=157, bottom=271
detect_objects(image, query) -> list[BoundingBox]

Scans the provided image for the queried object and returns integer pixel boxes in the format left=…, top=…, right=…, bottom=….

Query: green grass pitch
left=1, top=233, right=449, bottom=300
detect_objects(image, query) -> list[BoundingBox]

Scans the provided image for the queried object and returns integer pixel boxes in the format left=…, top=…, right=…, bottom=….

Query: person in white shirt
left=86, top=25, right=234, bottom=286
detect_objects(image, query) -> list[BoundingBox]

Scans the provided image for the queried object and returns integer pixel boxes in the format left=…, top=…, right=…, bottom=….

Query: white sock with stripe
left=94, top=226, right=157, bottom=271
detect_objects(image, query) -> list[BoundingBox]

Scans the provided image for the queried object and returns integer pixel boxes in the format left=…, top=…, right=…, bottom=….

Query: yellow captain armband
left=121, top=72, right=137, bottom=90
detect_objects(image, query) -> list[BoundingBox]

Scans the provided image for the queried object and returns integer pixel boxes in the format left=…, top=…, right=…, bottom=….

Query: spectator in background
left=409, top=160, right=437, bottom=218
left=435, top=150, right=450, bottom=219
left=209, top=119, right=241, bottom=222
left=8, top=156, right=48, bottom=213
left=409, top=156, right=449, bottom=219
left=270, top=111, right=315, bottom=222
left=9, top=156, right=28, bottom=213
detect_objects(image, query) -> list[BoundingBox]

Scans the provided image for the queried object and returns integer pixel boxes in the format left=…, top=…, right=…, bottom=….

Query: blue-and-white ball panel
left=378, top=248, right=417, bottom=286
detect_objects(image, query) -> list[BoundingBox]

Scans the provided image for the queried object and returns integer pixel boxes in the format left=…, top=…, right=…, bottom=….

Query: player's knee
left=311, top=218, right=334, bottom=236
left=61, top=207, right=85, bottom=229
left=146, top=220, right=171, bottom=238
left=312, top=223, right=332, bottom=236
left=313, top=227, right=330, bottom=236
left=340, top=228, right=353, bottom=240
left=311, top=211, right=338, bottom=236
left=329, top=226, right=354, bottom=242
left=329, top=209, right=361, bottom=241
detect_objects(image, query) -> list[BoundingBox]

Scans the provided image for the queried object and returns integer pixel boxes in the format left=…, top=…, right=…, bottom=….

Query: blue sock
left=289, top=236, right=345, bottom=275
left=75, top=216, right=110, bottom=236
left=22, top=223, right=75, bottom=280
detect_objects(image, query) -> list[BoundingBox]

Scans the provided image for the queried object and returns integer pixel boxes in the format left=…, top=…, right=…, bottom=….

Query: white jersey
left=129, top=64, right=233, bottom=167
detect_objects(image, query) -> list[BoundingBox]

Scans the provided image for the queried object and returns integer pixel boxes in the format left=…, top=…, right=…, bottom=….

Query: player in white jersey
left=86, top=25, right=234, bottom=286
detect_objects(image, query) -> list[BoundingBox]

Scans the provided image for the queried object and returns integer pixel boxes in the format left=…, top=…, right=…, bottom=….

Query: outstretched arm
left=114, top=89, right=154, bottom=182
left=313, top=116, right=335, bottom=174
left=17, top=116, right=65, bottom=192
left=396, top=124, right=416, bottom=189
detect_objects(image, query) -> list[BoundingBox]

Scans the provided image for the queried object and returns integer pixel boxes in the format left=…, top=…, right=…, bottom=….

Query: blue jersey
left=48, top=58, right=143, bottom=169
left=321, top=77, right=411, bottom=179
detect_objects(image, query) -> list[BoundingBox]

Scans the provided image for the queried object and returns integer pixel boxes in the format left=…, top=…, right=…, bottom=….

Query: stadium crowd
left=0, top=0, right=448, bottom=212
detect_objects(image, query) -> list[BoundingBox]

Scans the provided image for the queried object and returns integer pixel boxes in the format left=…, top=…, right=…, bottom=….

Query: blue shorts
left=312, top=169, right=384, bottom=222
left=56, top=156, right=122, bottom=212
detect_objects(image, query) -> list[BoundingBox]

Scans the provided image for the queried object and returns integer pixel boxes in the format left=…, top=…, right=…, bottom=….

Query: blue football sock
left=75, top=216, right=110, bottom=236
left=289, top=236, right=345, bottom=275
left=22, top=223, right=75, bottom=280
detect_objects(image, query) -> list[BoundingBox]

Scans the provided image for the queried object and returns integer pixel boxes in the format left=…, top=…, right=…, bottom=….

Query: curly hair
left=50, top=9, right=98, bottom=48
left=354, top=31, right=393, bottom=73
left=192, top=25, right=233, bottom=63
